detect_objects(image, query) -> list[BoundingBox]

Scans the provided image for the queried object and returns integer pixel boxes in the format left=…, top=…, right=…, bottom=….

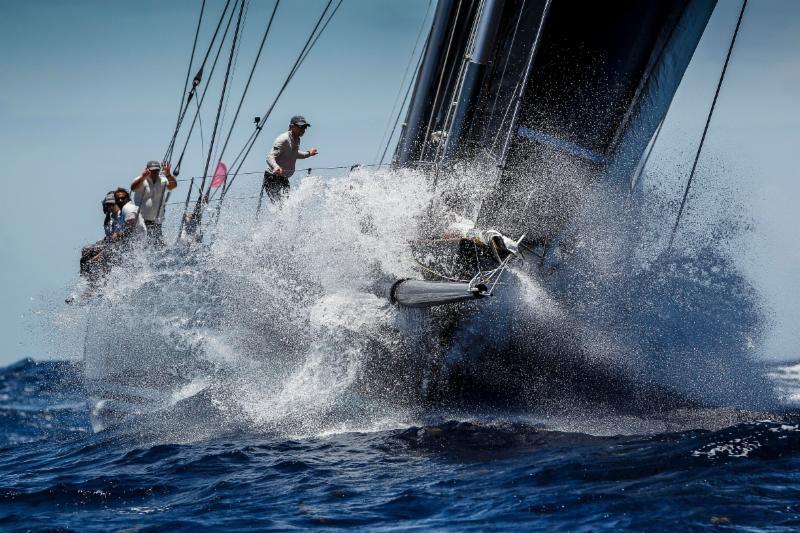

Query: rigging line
left=378, top=39, right=428, bottom=167
left=212, top=0, right=282, bottom=206
left=411, top=256, right=469, bottom=283
left=173, top=163, right=387, bottom=183
left=169, top=167, right=385, bottom=207
left=488, top=78, right=520, bottom=156
left=229, top=0, right=344, bottom=202
left=224, top=0, right=336, bottom=178
left=435, top=0, right=502, bottom=169
left=194, top=0, right=246, bottom=210
left=372, top=0, right=434, bottom=165
left=175, top=0, right=240, bottom=234
left=431, top=21, right=474, bottom=169
left=221, top=0, right=340, bottom=203
left=432, top=0, right=487, bottom=177
left=488, top=0, right=527, bottom=153
left=195, top=0, right=235, bottom=74
left=167, top=193, right=262, bottom=207
left=226, top=13, right=335, bottom=209
left=420, top=0, right=464, bottom=161
left=172, top=2, right=240, bottom=176
left=167, top=0, right=206, bottom=163
left=296, top=0, right=342, bottom=67
left=181, top=0, right=206, bottom=107
left=196, top=92, right=206, bottom=159
left=478, top=0, right=552, bottom=222
left=487, top=253, right=514, bottom=293
left=177, top=177, right=196, bottom=220
left=212, top=0, right=250, bottom=168
left=165, top=0, right=233, bottom=163
left=668, top=0, right=748, bottom=252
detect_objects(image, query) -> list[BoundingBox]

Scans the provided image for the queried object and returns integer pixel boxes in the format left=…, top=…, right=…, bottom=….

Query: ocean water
left=6, top=167, right=799, bottom=530
left=3, top=358, right=800, bottom=530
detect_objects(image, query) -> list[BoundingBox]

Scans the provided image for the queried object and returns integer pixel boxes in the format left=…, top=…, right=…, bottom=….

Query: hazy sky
left=0, top=0, right=797, bottom=365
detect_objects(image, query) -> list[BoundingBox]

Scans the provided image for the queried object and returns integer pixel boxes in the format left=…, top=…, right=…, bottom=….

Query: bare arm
left=131, top=168, right=150, bottom=191
left=117, top=219, right=137, bottom=239
left=163, top=161, right=177, bottom=190
left=111, top=222, right=135, bottom=241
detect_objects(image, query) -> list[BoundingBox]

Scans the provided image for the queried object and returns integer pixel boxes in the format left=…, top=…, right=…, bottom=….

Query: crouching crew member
left=131, top=160, right=177, bottom=245
left=263, top=115, right=318, bottom=204
left=80, top=192, right=117, bottom=282
left=78, top=189, right=145, bottom=285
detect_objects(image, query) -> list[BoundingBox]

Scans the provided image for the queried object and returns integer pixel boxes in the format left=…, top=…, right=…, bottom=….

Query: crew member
left=131, top=160, right=177, bottom=244
left=79, top=192, right=117, bottom=282
left=111, top=187, right=146, bottom=240
left=102, top=191, right=116, bottom=241
left=263, top=115, right=319, bottom=203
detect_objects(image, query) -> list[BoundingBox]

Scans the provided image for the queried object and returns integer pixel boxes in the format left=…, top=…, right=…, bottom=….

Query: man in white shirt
left=112, top=188, right=146, bottom=240
left=263, top=115, right=319, bottom=203
left=131, top=160, right=177, bottom=244
left=76, top=189, right=143, bottom=286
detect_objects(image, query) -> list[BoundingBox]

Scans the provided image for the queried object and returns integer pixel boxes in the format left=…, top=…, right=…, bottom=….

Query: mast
left=394, top=0, right=459, bottom=167
left=441, top=0, right=506, bottom=162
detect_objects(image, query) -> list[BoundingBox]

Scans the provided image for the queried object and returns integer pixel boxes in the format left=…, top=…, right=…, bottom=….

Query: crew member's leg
left=80, top=241, right=107, bottom=282
left=264, top=172, right=290, bottom=205
left=144, top=221, right=165, bottom=247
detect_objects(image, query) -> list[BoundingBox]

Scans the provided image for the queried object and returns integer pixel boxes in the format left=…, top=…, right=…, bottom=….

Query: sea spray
left=506, top=162, right=774, bottom=410
left=64, top=163, right=776, bottom=438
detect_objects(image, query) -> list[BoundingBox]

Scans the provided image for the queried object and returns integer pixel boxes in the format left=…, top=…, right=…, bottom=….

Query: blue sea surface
left=2, top=358, right=800, bottom=531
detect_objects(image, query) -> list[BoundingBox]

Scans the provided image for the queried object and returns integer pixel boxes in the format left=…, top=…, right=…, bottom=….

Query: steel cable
left=166, top=0, right=206, bottom=163
left=668, top=0, right=748, bottom=251
left=193, top=0, right=246, bottom=209
left=210, top=0, right=282, bottom=204
left=219, top=0, right=342, bottom=210
left=172, top=0, right=240, bottom=176
left=164, top=0, right=233, bottom=164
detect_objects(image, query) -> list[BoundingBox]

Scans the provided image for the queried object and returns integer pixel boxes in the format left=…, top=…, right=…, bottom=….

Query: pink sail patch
left=210, top=161, right=228, bottom=189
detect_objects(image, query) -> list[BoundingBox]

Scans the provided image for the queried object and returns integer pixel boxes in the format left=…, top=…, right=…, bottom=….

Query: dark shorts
left=144, top=220, right=165, bottom=247
left=263, top=172, right=290, bottom=204
left=80, top=240, right=119, bottom=282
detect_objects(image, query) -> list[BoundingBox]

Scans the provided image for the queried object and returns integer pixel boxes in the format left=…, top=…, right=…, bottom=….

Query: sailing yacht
left=83, top=0, right=731, bottom=427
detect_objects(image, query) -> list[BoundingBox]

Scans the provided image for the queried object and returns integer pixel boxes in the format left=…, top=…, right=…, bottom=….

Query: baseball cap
left=290, top=115, right=310, bottom=127
left=103, top=192, right=115, bottom=206
left=147, top=160, right=161, bottom=171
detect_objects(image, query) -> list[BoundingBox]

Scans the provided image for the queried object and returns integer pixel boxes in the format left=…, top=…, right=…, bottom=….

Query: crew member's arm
left=163, top=161, right=178, bottom=190
left=120, top=219, right=137, bottom=238
left=131, top=167, right=150, bottom=191
left=111, top=218, right=134, bottom=241
left=267, top=136, right=288, bottom=176
left=297, top=148, right=319, bottom=159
